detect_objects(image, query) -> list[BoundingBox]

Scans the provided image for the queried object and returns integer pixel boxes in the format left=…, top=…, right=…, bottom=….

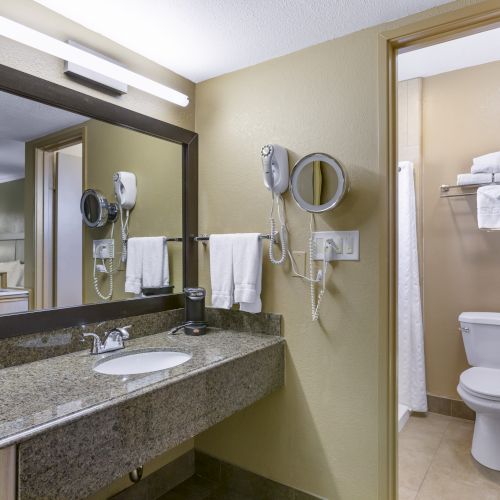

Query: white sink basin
left=93, top=349, right=192, bottom=375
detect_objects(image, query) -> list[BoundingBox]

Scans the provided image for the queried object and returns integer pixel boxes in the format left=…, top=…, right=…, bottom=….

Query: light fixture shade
left=0, top=16, right=190, bottom=107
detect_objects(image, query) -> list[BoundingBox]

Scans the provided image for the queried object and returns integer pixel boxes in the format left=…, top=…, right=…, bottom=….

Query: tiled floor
left=399, top=413, right=500, bottom=499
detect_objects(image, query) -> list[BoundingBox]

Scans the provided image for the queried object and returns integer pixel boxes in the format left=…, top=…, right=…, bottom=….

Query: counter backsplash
left=0, top=307, right=281, bottom=368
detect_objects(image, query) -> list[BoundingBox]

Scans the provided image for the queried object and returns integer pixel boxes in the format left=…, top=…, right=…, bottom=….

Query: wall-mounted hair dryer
left=113, top=172, right=137, bottom=210
left=261, top=144, right=289, bottom=265
left=261, top=144, right=289, bottom=194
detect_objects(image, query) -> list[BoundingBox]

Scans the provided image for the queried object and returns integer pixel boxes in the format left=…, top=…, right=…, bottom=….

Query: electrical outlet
left=291, top=251, right=306, bottom=277
left=311, top=231, right=359, bottom=261
left=93, top=239, right=115, bottom=259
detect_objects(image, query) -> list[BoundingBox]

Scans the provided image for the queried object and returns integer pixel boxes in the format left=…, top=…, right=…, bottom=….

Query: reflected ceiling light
left=0, top=15, right=189, bottom=107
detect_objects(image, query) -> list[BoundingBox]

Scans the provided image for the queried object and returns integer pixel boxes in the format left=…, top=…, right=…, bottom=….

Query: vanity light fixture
left=0, top=15, right=189, bottom=107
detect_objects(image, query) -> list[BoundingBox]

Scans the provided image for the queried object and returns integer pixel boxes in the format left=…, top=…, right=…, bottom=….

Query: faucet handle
left=115, top=325, right=132, bottom=340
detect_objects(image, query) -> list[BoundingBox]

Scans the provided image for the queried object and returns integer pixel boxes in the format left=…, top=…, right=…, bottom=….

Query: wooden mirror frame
left=0, top=64, right=198, bottom=338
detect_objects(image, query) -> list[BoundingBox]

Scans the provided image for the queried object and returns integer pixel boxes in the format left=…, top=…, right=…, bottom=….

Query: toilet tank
left=459, top=312, right=500, bottom=368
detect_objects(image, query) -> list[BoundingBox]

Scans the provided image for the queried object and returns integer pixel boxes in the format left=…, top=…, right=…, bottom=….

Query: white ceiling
left=34, top=0, right=452, bottom=83
left=398, top=27, right=500, bottom=81
left=0, top=91, right=86, bottom=182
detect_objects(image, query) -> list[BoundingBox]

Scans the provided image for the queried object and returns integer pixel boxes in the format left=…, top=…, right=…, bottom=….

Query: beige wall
left=193, top=2, right=484, bottom=498
left=0, top=0, right=195, bottom=130
left=83, top=119, right=183, bottom=303
left=421, top=60, right=500, bottom=400
left=0, top=180, right=24, bottom=235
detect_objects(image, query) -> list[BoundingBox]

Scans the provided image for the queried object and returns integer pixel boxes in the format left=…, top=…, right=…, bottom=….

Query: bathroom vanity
left=0, top=309, right=284, bottom=499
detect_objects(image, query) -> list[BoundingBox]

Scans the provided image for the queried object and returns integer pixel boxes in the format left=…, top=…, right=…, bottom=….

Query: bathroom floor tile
left=399, top=413, right=500, bottom=499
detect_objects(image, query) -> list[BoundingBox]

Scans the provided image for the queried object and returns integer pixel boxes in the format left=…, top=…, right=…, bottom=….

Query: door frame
left=26, top=126, right=86, bottom=309
left=378, top=2, right=500, bottom=498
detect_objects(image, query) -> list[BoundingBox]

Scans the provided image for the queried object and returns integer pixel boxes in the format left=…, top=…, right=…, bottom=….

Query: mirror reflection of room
left=0, top=90, right=182, bottom=314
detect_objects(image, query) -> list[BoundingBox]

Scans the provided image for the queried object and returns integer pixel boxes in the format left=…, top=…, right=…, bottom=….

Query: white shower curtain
left=398, top=161, right=427, bottom=412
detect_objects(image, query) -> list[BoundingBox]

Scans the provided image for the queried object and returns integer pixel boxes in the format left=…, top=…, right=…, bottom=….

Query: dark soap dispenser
left=184, top=287, right=207, bottom=336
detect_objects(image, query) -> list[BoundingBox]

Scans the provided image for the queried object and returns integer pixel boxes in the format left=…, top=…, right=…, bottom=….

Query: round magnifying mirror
left=80, top=189, right=118, bottom=228
left=290, top=153, right=349, bottom=213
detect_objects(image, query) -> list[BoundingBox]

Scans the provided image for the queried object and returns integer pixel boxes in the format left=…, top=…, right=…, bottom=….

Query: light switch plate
left=311, top=231, right=359, bottom=261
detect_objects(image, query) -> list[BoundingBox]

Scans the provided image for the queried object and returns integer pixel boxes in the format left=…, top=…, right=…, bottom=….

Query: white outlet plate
left=93, top=239, right=115, bottom=259
left=312, top=231, right=359, bottom=261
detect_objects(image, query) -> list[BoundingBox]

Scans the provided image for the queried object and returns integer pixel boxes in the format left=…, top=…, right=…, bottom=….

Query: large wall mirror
left=0, top=65, right=198, bottom=337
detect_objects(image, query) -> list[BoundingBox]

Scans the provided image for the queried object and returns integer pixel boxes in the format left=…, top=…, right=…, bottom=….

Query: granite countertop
left=0, top=327, right=284, bottom=449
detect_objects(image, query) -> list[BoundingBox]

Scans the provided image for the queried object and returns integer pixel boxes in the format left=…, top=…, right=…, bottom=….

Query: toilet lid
left=460, top=367, right=500, bottom=400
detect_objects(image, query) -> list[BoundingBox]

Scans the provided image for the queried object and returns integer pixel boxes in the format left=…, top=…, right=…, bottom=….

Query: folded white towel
left=473, top=151, right=500, bottom=167
left=477, top=185, right=500, bottom=230
left=457, top=173, right=493, bottom=186
left=233, top=233, right=262, bottom=313
left=494, top=173, right=500, bottom=183
left=471, top=164, right=500, bottom=174
left=209, top=234, right=234, bottom=309
left=125, top=237, right=169, bottom=294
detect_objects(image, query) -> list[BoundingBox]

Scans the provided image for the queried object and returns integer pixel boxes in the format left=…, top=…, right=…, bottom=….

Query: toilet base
left=471, top=413, right=500, bottom=470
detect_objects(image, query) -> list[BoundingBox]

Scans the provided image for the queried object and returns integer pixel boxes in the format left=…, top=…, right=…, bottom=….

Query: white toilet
left=458, top=312, right=500, bottom=470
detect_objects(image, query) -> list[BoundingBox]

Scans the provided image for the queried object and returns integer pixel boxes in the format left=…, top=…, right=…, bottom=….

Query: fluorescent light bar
left=0, top=16, right=189, bottom=107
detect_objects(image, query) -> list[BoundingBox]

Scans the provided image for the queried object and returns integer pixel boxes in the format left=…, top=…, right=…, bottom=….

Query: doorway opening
left=29, top=128, right=86, bottom=309
left=388, top=10, right=500, bottom=500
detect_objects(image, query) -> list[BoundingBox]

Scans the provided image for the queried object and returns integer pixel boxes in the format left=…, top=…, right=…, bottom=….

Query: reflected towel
left=125, top=237, right=169, bottom=294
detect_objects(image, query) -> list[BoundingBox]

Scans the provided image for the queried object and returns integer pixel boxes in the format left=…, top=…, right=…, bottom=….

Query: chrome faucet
left=81, top=325, right=131, bottom=354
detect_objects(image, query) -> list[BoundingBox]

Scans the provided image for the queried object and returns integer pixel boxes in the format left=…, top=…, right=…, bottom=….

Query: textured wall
left=0, top=0, right=195, bottom=130
left=0, top=179, right=24, bottom=235
left=422, top=60, right=500, bottom=399
left=194, top=1, right=484, bottom=498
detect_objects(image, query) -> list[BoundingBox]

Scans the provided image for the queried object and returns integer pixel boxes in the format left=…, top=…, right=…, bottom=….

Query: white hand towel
left=209, top=234, right=234, bottom=309
left=125, top=238, right=143, bottom=294
left=233, top=233, right=263, bottom=313
left=494, top=173, right=500, bottom=183
left=457, top=173, right=493, bottom=186
left=477, top=185, right=500, bottom=230
left=142, top=237, right=169, bottom=288
left=125, top=237, right=169, bottom=294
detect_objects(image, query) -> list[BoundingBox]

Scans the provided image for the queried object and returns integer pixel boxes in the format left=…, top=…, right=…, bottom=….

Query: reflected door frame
left=26, top=126, right=87, bottom=309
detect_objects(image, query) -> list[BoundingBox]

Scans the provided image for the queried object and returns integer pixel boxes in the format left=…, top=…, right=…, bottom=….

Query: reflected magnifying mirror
left=290, top=153, right=349, bottom=213
left=80, top=189, right=118, bottom=228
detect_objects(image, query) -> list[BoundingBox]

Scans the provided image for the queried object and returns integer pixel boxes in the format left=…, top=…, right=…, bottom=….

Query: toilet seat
left=459, top=367, right=500, bottom=401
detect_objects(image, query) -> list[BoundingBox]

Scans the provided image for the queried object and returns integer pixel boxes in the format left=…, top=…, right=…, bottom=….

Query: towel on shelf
left=494, top=173, right=500, bottom=183
left=456, top=173, right=493, bottom=186
left=233, top=233, right=263, bottom=313
left=471, top=151, right=500, bottom=174
left=209, top=234, right=235, bottom=309
left=477, top=185, right=500, bottom=230
left=125, top=237, right=169, bottom=294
